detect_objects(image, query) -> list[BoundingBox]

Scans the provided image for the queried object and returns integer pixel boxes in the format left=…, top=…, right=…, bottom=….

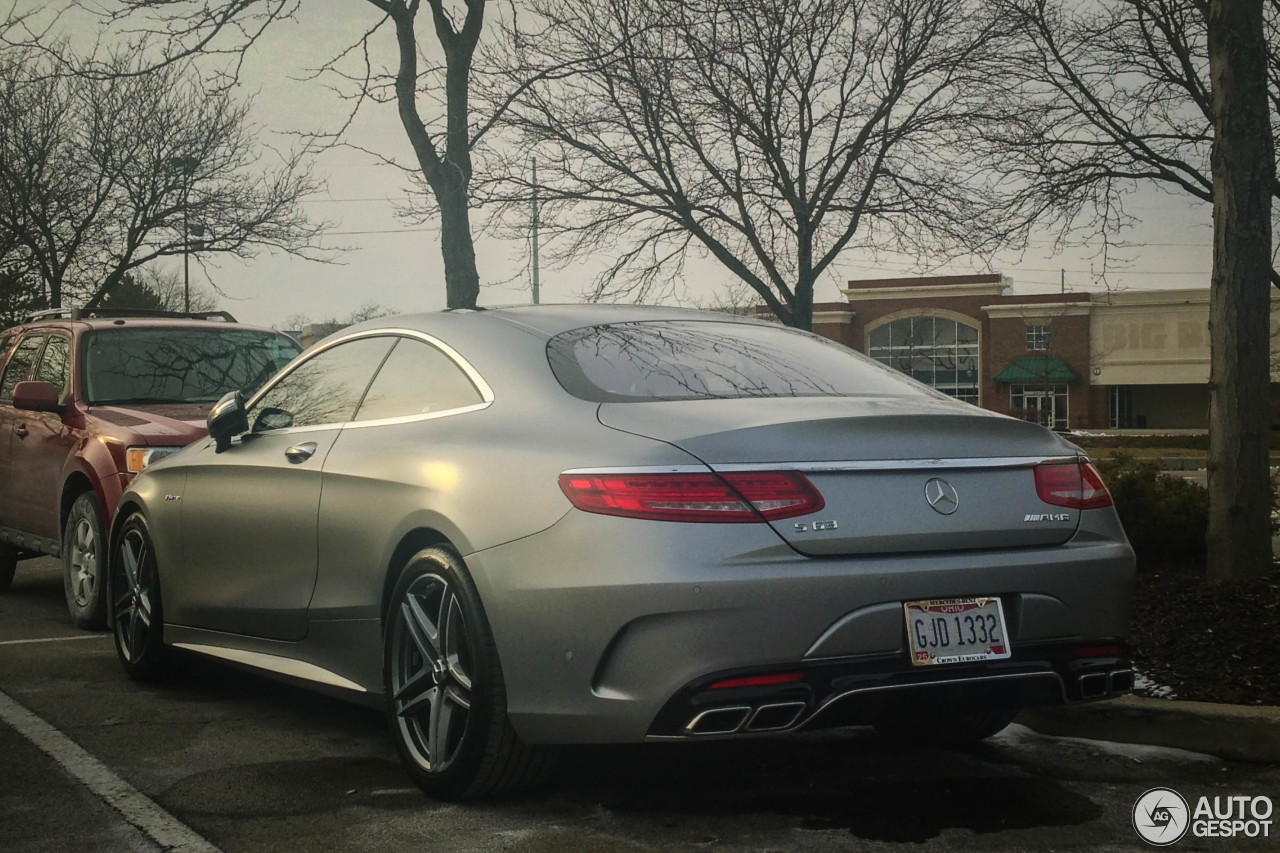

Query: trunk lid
left=598, top=396, right=1083, bottom=556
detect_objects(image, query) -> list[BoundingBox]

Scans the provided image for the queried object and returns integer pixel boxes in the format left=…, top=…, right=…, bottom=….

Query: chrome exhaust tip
left=685, top=706, right=751, bottom=735
left=1078, top=672, right=1108, bottom=699
left=1108, top=668, right=1134, bottom=694
left=745, top=702, right=806, bottom=732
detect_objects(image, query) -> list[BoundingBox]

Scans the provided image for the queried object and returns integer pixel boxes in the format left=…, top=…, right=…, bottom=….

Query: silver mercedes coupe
left=108, top=304, right=1136, bottom=800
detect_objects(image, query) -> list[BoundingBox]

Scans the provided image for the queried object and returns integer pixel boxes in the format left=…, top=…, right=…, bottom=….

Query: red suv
left=0, top=309, right=301, bottom=627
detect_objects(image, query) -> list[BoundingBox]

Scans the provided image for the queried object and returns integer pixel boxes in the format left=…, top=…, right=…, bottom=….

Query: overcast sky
left=29, top=0, right=1218, bottom=328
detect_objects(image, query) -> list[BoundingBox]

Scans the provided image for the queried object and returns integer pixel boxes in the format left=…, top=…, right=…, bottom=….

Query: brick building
left=805, top=274, right=1279, bottom=431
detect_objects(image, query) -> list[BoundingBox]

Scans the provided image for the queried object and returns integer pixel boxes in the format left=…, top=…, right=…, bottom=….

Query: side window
left=249, top=336, right=394, bottom=432
left=354, top=338, right=484, bottom=422
left=34, top=335, right=71, bottom=402
left=0, top=335, right=46, bottom=404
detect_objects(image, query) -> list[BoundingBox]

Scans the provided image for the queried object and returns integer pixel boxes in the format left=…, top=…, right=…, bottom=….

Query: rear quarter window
left=546, top=320, right=931, bottom=403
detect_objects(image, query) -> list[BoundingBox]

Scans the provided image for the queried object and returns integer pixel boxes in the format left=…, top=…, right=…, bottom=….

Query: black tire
left=873, top=689, right=1018, bottom=747
left=110, top=513, right=169, bottom=681
left=0, top=545, right=16, bottom=593
left=62, top=492, right=108, bottom=629
left=384, top=546, right=558, bottom=800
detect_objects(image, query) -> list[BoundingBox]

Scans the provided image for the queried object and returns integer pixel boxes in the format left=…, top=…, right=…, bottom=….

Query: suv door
left=171, top=335, right=395, bottom=641
left=0, top=334, right=48, bottom=532
left=8, top=333, right=73, bottom=540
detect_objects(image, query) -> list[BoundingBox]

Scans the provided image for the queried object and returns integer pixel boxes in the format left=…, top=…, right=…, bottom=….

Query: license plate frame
left=904, top=596, right=1011, bottom=666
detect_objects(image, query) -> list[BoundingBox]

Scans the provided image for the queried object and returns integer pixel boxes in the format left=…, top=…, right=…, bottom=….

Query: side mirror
left=12, top=381, right=63, bottom=413
left=208, top=390, right=248, bottom=453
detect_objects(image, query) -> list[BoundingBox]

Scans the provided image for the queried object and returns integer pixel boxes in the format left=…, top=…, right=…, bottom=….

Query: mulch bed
left=1129, top=560, right=1280, bottom=706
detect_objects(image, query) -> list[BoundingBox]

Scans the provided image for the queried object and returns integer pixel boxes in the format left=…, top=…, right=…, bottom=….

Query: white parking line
left=0, top=634, right=111, bottom=646
left=0, top=689, right=222, bottom=853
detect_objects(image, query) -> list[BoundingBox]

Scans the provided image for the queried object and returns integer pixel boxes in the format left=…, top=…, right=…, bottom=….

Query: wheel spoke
left=442, top=594, right=472, bottom=691
left=394, top=670, right=436, bottom=718
left=127, top=607, right=145, bottom=660
left=121, top=538, right=140, bottom=590
left=444, top=684, right=471, bottom=712
left=428, top=685, right=456, bottom=765
left=403, top=589, right=441, bottom=660
left=136, top=590, right=152, bottom=627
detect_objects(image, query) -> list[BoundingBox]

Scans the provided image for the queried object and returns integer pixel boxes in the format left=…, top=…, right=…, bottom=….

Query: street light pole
left=168, top=155, right=199, bottom=314
left=182, top=189, right=190, bottom=313
left=531, top=157, right=540, bottom=306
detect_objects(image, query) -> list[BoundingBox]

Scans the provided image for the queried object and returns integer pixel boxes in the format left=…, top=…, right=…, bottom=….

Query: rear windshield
left=83, top=328, right=301, bottom=405
left=547, top=319, right=930, bottom=402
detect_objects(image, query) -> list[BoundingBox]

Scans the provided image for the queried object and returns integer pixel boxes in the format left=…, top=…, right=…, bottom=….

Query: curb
left=1016, top=695, right=1280, bottom=763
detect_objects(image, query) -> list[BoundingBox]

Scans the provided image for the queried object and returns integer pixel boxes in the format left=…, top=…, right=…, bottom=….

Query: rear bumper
left=647, top=641, right=1133, bottom=739
left=465, top=510, right=1135, bottom=745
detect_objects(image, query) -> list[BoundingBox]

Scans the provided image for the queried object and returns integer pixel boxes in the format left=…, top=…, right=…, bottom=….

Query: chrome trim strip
left=243, top=327, right=495, bottom=435
left=337, top=400, right=492, bottom=431
left=714, top=456, right=1081, bottom=473
left=564, top=456, right=1079, bottom=477
left=810, top=671, right=1067, bottom=717
left=172, top=643, right=367, bottom=693
left=561, top=464, right=711, bottom=475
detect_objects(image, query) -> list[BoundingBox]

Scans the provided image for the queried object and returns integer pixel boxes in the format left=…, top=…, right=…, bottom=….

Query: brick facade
left=809, top=275, right=1102, bottom=429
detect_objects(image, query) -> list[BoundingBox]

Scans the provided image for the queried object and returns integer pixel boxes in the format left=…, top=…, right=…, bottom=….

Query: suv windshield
left=547, top=320, right=929, bottom=403
left=83, top=328, right=301, bottom=405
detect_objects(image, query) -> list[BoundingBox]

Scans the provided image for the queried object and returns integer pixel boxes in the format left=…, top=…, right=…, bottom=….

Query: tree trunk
left=1205, top=0, right=1274, bottom=582
left=436, top=179, right=481, bottom=310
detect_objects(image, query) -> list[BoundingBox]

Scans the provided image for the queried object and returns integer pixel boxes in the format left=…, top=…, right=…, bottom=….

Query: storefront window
left=867, top=316, right=980, bottom=403
left=1010, top=383, right=1069, bottom=430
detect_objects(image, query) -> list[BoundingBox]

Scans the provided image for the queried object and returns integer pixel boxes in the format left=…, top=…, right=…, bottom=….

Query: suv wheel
left=63, top=492, right=107, bottom=629
left=0, top=545, right=16, bottom=592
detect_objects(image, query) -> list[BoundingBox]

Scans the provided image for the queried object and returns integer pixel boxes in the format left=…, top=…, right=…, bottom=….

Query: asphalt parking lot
left=3, top=557, right=1278, bottom=853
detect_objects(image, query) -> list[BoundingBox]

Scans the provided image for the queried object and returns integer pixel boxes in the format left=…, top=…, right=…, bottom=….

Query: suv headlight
left=125, top=446, right=181, bottom=473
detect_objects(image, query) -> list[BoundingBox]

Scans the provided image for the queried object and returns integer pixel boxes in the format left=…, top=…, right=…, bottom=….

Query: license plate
left=904, top=597, right=1011, bottom=666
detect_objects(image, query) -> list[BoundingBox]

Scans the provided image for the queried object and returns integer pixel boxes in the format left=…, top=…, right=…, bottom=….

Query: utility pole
left=1060, top=268, right=1065, bottom=294
left=531, top=158, right=540, bottom=305
left=169, top=155, right=199, bottom=313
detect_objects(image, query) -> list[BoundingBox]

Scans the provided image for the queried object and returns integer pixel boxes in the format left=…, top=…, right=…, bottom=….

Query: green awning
left=993, top=356, right=1079, bottom=383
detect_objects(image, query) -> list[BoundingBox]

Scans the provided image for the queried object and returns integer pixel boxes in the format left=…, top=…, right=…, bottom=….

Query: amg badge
left=1024, top=513, right=1070, bottom=522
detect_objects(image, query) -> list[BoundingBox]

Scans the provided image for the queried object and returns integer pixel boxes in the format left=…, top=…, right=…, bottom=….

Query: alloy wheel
left=114, top=528, right=154, bottom=663
left=389, top=573, right=474, bottom=774
left=69, top=515, right=98, bottom=608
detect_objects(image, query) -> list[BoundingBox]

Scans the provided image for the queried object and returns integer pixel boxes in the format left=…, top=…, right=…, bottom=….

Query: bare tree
left=1205, top=0, right=1275, bottom=582
left=74, top=0, right=511, bottom=310
left=995, top=0, right=1277, bottom=581
left=100, top=267, right=220, bottom=313
left=0, top=44, right=326, bottom=310
left=475, top=0, right=1019, bottom=330
left=0, top=264, right=44, bottom=328
left=992, top=0, right=1280, bottom=285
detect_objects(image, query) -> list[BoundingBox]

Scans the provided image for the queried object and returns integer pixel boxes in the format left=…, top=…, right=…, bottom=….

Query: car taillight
left=557, top=470, right=824, bottom=523
left=1034, top=462, right=1113, bottom=509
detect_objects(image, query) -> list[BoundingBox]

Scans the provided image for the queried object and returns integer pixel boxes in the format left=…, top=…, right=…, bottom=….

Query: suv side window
left=353, top=338, right=484, bottom=422
left=0, top=335, right=46, bottom=403
left=34, top=335, right=71, bottom=403
left=250, top=336, right=394, bottom=432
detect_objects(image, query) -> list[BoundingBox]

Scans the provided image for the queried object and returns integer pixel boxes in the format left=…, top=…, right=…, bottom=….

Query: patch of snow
left=996, top=723, right=1220, bottom=763
left=1133, top=669, right=1177, bottom=699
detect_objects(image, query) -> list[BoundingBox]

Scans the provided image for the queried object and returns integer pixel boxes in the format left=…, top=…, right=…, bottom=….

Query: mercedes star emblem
left=924, top=478, right=959, bottom=515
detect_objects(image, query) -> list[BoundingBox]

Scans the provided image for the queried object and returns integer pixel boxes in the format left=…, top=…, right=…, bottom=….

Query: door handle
left=284, top=442, right=318, bottom=464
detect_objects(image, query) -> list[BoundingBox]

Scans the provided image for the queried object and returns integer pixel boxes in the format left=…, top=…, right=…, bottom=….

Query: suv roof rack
left=23, top=308, right=237, bottom=323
